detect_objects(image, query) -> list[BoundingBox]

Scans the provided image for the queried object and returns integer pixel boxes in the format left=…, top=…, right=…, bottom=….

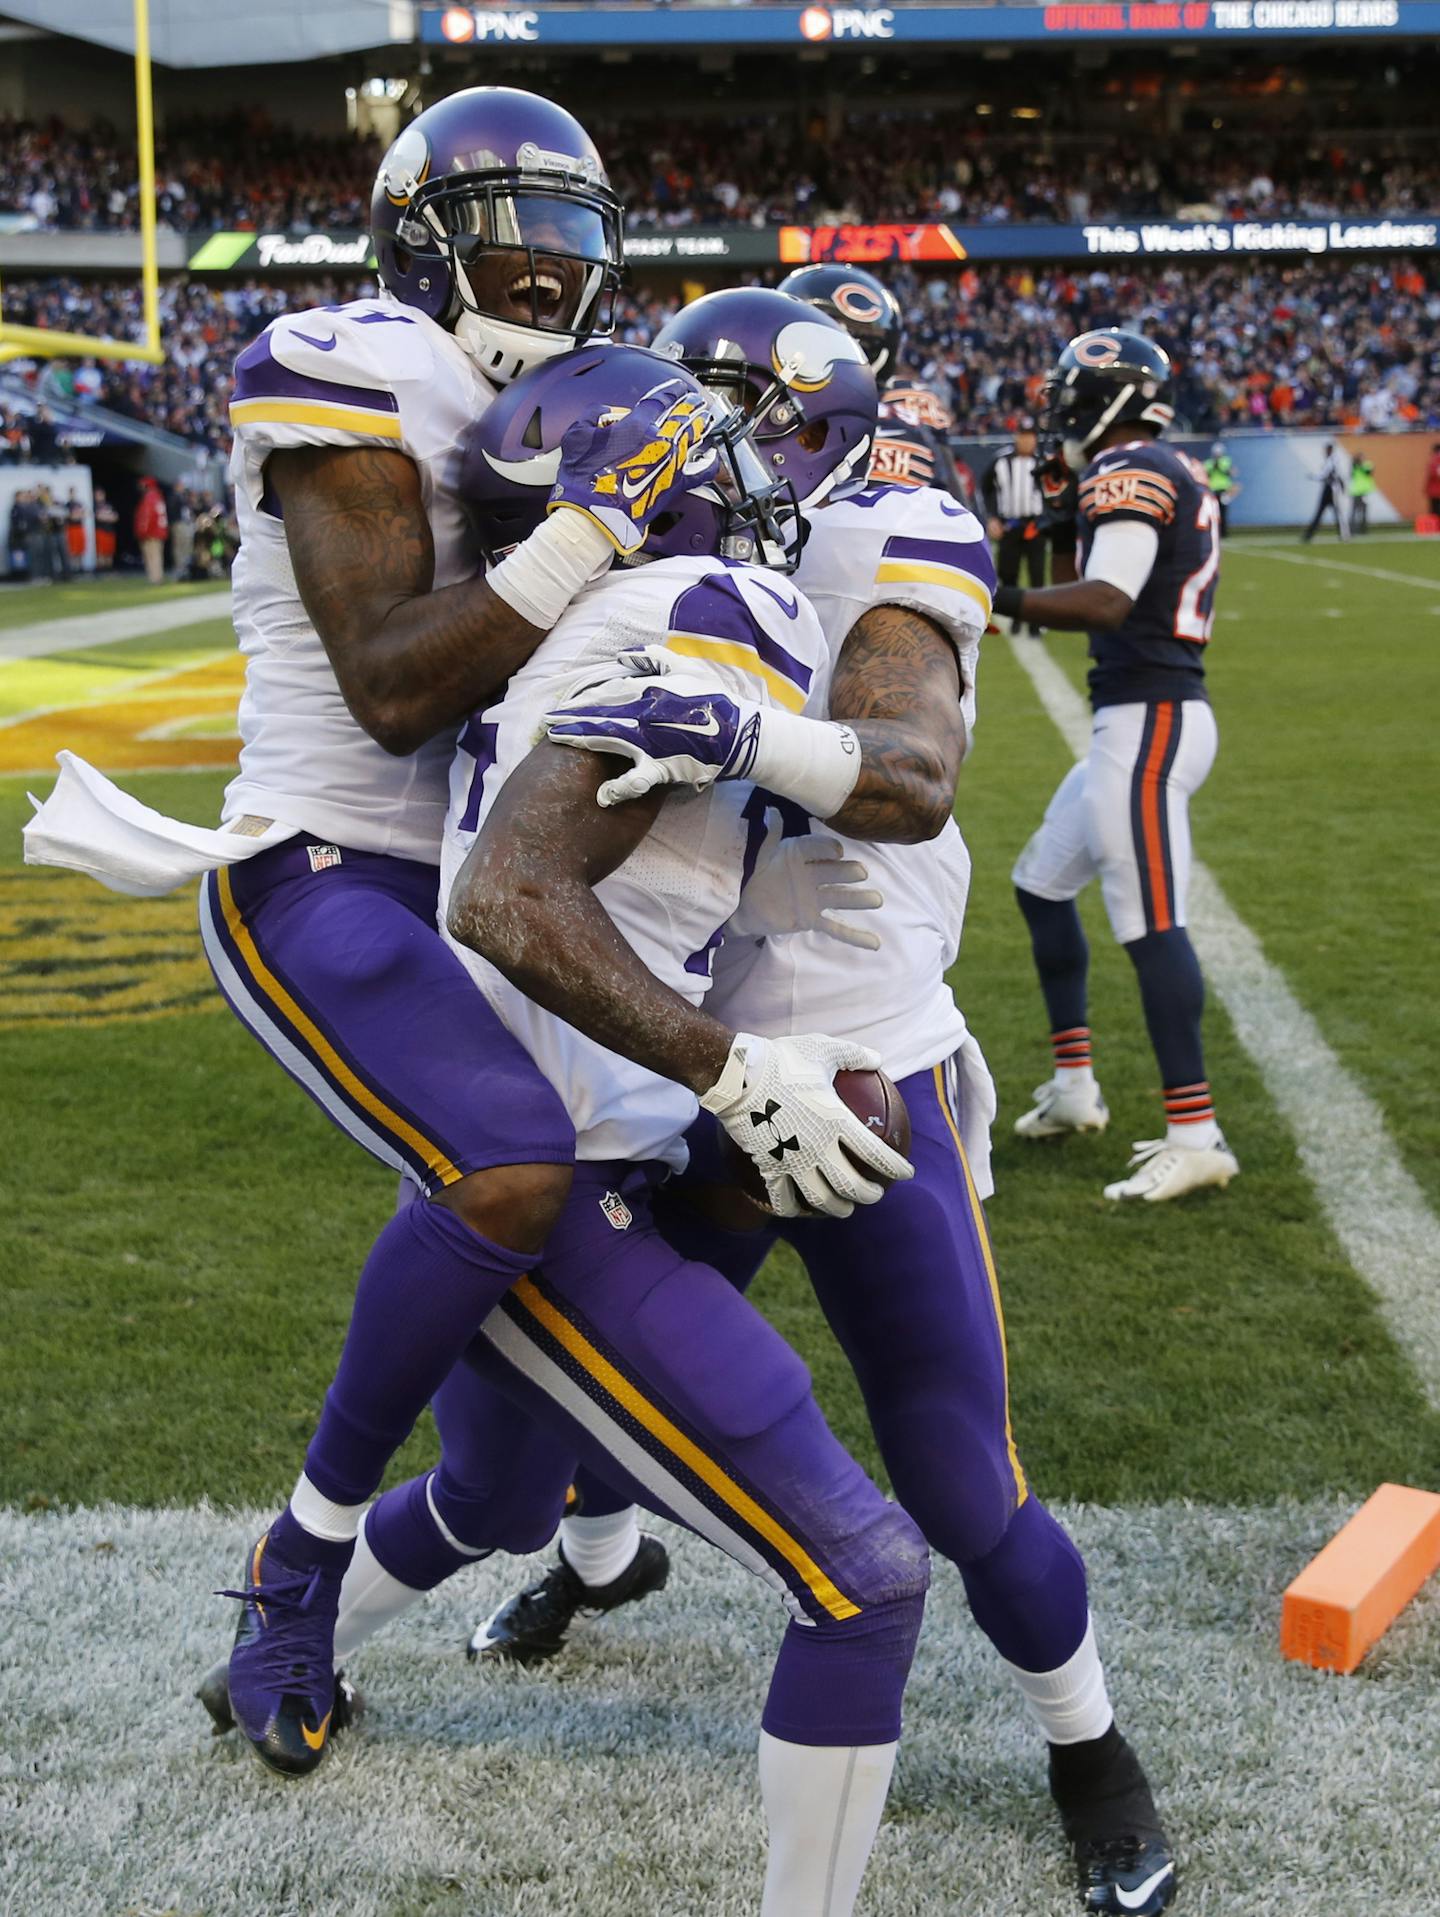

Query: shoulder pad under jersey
left=229, top=299, right=439, bottom=454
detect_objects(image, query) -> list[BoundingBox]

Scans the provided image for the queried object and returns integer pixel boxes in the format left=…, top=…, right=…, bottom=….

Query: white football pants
left=1012, top=697, right=1217, bottom=947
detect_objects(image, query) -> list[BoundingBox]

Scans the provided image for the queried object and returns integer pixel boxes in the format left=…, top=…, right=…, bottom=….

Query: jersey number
left=1175, top=492, right=1220, bottom=643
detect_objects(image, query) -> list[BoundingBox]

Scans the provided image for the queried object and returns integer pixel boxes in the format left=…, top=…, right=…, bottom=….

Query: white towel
left=23, top=751, right=296, bottom=897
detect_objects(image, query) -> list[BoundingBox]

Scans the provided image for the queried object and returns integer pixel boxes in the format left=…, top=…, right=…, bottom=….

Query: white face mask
left=453, top=309, right=581, bottom=386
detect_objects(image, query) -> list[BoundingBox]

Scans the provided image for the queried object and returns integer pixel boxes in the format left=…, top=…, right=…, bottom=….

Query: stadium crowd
left=3, top=257, right=1437, bottom=448
left=3, top=110, right=1437, bottom=233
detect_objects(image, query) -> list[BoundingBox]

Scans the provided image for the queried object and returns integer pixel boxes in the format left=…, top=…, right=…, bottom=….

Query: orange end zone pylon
left=1281, top=1483, right=1440, bottom=1674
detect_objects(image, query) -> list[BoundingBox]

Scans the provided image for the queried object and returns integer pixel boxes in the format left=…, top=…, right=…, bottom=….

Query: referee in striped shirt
left=982, top=415, right=1047, bottom=635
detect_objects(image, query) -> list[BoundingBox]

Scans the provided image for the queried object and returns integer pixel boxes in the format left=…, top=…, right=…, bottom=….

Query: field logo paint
left=0, top=869, right=219, bottom=1028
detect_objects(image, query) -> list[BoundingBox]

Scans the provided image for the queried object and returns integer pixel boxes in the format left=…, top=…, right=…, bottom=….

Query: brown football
left=721, top=1067, right=912, bottom=1214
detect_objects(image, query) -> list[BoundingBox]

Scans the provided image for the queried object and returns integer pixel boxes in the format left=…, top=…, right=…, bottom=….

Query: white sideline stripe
left=1229, top=546, right=1440, bottom=590
left=1007, top=632, right=1440, bottom=1408
left=0, top=591, right=231, bottom=663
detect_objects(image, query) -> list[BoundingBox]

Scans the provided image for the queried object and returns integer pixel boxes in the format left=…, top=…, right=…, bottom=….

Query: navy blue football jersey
left=1077, top=438, right=1220, bottom=709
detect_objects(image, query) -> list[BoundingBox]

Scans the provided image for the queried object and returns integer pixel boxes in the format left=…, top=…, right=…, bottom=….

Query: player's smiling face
left=463, top=246, right=586, bottom=331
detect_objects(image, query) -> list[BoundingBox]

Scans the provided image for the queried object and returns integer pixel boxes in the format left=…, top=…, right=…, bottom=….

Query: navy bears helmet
left=1044, top=329, right=1176, bottom=472
left=371, top=87, right=625, bottom=386
left=777, top=264, right=904, bottom=383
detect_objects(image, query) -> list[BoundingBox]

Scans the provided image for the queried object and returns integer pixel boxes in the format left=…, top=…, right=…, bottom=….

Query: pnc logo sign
left=441, top=7, right=540, bottom=42
left=799, top=5, right=896, bottom=39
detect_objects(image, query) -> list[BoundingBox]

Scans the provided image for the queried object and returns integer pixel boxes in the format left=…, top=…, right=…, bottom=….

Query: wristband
left=993, top=584, right=1024, bottom=621
left=746, top=709, right=862, bottom=821
left=486, top=508, right=614, bottom=631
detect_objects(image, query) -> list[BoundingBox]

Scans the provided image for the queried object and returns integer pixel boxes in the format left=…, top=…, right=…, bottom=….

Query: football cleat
left=1102, top=1136, right=1239, bottom=1203
left=1050, top=1727, right=1177, bottom=1916
left=1014, top=1075, right=1109, bottom=1139
left=218, top=1529, right=352, bottom=1779
left=467, top=1533, right=671, bottom=1665
left=196, top=1656, right=362, bottom=1741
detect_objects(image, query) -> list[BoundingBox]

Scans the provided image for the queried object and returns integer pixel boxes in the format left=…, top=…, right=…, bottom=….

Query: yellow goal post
left=0, top=0, right=163, bottom=367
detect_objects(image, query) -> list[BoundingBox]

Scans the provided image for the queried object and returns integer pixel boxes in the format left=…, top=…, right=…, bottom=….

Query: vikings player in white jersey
left=523, top=290, right=1176, bottom=1917
left=301, top=341, right=924, bottom=1916
left=198, top=89, right=799, bottom=1780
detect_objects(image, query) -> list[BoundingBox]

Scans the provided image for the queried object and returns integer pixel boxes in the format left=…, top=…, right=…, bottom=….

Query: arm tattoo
left=824, top=603, right=967, bottom=843
left=448, top=744, right=733, bottom=1096
left=270, top=443, right=548, bottom=757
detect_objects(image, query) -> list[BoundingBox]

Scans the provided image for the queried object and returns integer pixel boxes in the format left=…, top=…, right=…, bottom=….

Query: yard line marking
left=1007, top=632, right=1440, bottom=1409
left=0, top=591, right=231, bottom=663
left=1229, top=546, right=1440, bottom=591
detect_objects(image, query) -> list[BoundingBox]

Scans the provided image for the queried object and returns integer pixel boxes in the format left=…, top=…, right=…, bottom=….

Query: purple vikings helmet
left=777, top=263, right=904, bottom=383
left=651, top=288, right=878, bottom=509
left=461, top=344, right=803, bottom=570
left=371, top=87, right=625, bottom=385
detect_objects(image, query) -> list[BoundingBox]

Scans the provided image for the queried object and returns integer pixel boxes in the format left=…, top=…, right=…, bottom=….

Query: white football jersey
left=224, top=292, right=493, bottom=864
left=440, top=555, right=829, bottom=1169
left=709, top=483, right=997, bottom=1142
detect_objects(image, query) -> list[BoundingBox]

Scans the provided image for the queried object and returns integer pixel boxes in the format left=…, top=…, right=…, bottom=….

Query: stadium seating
left=1, top=258, right=1436, bottom=448
left=4, top=111, right=1438, bottom=234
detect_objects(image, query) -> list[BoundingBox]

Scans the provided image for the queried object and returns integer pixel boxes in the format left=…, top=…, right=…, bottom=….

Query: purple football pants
left=198, top=838, right=575, bottom=1505
left=380, top=1160, right=930, bottom=1746
left=430, top=1054, right=1088, bottom=1676
left=198, top=838, right=574, bottom=1193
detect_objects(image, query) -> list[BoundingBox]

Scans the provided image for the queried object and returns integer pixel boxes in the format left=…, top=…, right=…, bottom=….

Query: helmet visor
left=416, top=181, right=624, bottom=337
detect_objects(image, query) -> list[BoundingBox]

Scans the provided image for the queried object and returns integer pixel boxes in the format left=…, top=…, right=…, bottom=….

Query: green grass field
left=3, top=546, right=1439, bottom=1916
left=5, top=542, right=1439, bottom=1512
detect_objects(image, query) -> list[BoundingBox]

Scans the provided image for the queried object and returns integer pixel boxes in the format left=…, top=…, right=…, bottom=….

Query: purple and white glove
left=549, top=380, right=719, bottom=557
left=544, top=678, right=762, bottom=807
left=545, top=661, right=864, bottom=819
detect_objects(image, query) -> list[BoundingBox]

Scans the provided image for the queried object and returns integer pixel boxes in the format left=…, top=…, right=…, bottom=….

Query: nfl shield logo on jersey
left=599, top=1189, right=633, bottom=1231
left=307, top=844, right=343, bottom=873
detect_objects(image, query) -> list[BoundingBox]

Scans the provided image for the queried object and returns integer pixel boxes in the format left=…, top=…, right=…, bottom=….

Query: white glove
left=729, top=828, right=882, bottom=951
left=700, top=1031, right=914, bottom=1220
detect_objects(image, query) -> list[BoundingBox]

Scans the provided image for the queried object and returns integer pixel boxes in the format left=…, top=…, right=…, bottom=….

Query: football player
left=203, top=281, right=923, bottom=1783
left=778, top=263, right=969, bottom=501
left=196, top=87, right=786, bottom=1774
left=995, top=329, right=1237, bottom=1204
left=298, top=338, right=925, bottom=1915
left=466, top=291, right=1178, bottom=1917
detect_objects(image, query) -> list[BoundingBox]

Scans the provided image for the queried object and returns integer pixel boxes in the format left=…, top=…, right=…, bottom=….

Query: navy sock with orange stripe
left=1123, top=929, right=1220, bottom=1141
left=1016, top=887, right=1090, bottom=1048
left=303, top=1198, right=533, bottom=1508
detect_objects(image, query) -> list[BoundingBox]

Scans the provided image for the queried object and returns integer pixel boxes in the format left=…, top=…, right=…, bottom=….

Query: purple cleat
left=218, top=1520, right=353, bottom=1779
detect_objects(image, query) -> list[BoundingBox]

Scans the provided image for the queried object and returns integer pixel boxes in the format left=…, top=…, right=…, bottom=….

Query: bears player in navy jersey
left=994, top=330, right=1238, bottom=1203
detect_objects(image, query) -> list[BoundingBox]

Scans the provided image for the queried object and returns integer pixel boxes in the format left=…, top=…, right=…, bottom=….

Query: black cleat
left=196, top=1655, right=363, bottom=1741
left=467, top=1534, right=670, bottom=1665
left=1049, top=1725, right=1177, bottom=1915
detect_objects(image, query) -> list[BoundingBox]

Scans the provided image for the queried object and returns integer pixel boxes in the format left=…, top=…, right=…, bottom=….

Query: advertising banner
left=780, top=217, right=1440, bottom=263
left=181, top=217, right=1440, bottom=277
left=422, top=0, right=1440, bottom=48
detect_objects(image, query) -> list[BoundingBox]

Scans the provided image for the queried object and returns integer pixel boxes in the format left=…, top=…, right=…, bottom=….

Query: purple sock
left=303, top=1199, right=533, bottom=1507
left=959, top=1496, right=1089, bottom=1673
left=761, top=1591, right=924, bottom=1747
left=365, top=1473, right=486, bottom=1592
left=268, top=1503, right=355, bottom=1576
